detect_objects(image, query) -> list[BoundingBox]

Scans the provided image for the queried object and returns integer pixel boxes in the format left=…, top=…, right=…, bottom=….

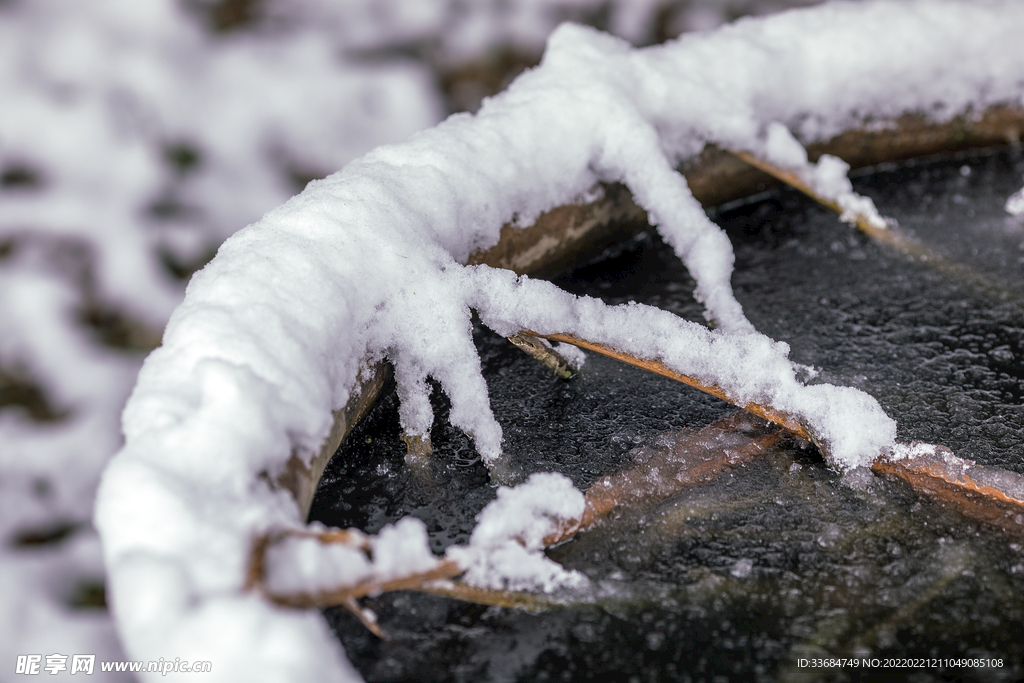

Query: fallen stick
left=245, top=527, right=465, bottom=612
left=248, top=413, right=789, bottom=611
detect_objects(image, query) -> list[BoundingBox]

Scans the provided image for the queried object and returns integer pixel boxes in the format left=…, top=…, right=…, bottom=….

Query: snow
left=553, top=340, right=588, bottom=370
left=887, top=441, right=940, bottom=462
left=264, top=519, right=444, bottom=596
left=0, top=0, right=1019, bottom=680
left=730, top=557, right=755, bottom=579
left=265, top=475, right=587, bottom=598
left=448, top=473, right=587, bottom=593
left=265, top=533, right=372, bottom=597
left=1, top=0, right=441, bottom=677
left=1007, top=185, right=1024, bottom=216
left=761, top=122, right=889, bottom=229
left=270, top=0, right=748, bottom=62
left=97, top=2, right=1024, bottom=678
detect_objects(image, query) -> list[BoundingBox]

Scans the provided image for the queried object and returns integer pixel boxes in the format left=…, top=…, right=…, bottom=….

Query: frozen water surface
left=725, top=148, right=1024, bottom=474
left=311, top=150, right=1024, bottom=681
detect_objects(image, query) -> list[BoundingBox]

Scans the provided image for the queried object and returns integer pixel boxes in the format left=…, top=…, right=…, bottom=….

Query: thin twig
left=508, top=332, right=576, bottom=379
left=417, top=580, right=574, bottom=611
left=342, top=597, right=388, bottom=639
left=247, top=439, right=1024, bottom=634
left=729, top=149, right=898, bottom=243
left=247, top=530, right=569, bottom=616
left=246, top=415, right=789, bottom=618
left=729, top=149, right=1024, bottom=303
left=525, top=330, right=812, bottom=441
left=260, top=559, right=465, bottom=609
left=872, top=446, right=1024, bottom=533
left=526, top=331, right=1024, bottom=536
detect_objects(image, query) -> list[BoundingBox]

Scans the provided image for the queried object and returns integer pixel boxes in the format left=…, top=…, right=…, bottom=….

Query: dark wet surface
left=310, top=149, right=1024, bottom=682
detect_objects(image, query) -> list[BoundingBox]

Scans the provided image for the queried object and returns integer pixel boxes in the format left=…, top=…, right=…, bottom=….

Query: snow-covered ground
left=5, top=0, right=1024, bottom=681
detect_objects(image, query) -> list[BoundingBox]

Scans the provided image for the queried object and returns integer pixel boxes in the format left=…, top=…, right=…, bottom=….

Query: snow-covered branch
left=94, top=2, right=1024, bottom=680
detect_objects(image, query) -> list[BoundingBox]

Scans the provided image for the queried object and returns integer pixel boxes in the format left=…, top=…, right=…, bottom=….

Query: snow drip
left=95, top=2, right=1024, bottom=681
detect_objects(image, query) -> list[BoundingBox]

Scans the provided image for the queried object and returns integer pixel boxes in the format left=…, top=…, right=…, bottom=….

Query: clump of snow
left=264, top=519, right=442, bottom=596
left=370, top=519, right=447, bottom=582
left=812, top=155, right=889, bottom=229
left=448, top=473, right=587, bottom=593
left=553, top=340, right=588, bottom=371
left=1006, top=185, right=1024, bottom=216
left=266, top=474, right=589, bottom=600
left=87, top=1, right=1024, bottom=681
left=730, top=557, right=754, bottom=579
left=764, top=121, right=811, bottom=168
left=454, top=541, right=587, bottom=594
left=462, top=472, right=584, bottom=549
left=263, top=476, right=587, bottom=599
left=265, top=533, right=372, bottom=596
left=761, top=122, right=889, bottom=230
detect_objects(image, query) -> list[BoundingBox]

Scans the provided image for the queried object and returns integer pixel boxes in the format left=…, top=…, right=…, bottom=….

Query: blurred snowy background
left=0, top=0, right=829, bottom=677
